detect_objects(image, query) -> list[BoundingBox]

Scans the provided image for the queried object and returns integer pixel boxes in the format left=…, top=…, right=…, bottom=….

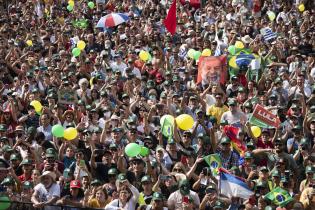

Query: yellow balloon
left=251, top=126, right=262, bottom=138
left=298, top=4, right=305, bottom=12
left=266, top=11, right=276, bottom=21
left=26, top=40, right=33, bottom=47
left=139, top=50, right=149, bottom=62
left=30, top=100, right=42, bottom=112
left=175, top=114, right=194, bottom=131
left=201, top=48, right=212, bottom=57
left=77, top=40, right=86, bottom=50
left=64, top=127, right=78, bottom=140
left=68, top=0, right=74, bottom=7
left=235, top=41, right=244, bottom=49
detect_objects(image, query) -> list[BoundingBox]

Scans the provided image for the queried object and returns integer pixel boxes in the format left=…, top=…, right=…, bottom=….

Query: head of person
left=70, top=180, right=82, bottom=198
left=95, top=186, right=108, bottom=202
left=40, top=171, right=56, bottom=188
left=220, top=137, right=231, bottom=153
left=227, top=99, right=237, bottom=112
left=151, top=192, right=164, bottom=210
left=141, top=175, right=152, bottom=192
left=179, top=179, right=190, bottom=196
left=131, top=157, right=145, bottom=173
left=118, top=185, right=132, bottom=203
left=274, top=139, right=284, bottom=153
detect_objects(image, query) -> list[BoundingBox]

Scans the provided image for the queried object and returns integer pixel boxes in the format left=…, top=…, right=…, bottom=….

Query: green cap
left=256, top=180, right=267, bottom=188
left=23, top=181, right=33, bottom=189
left=238, top=86, right=245, bottom=92
left=0, top=124, right=6, bottom=131
left=1, top=145, right=13, bottom=153
left=274, top=77, right=282, bottom=84
left=108, top=168, right=118, bottom=175
left=20, top=159, right=33, bottom=166
left=1, top=177, right=15, bottom=185
left=10, top=154, right=20, bottom=161
left=91, top=179, right=102, bottom=186
left=265, top=206, right=276, bottom=210
left=220, top=137, right=231, bottom=144
left=179, top=179, right=190, bottom=195
left=271, top=170, right=280, bottom=177
left=227, top=99, right=237, bottom=106
left=259, top=166, right=269, bottom=172
left=117, top=173, right=127, bottom=181
left=244, top=152, right=253, bottom=159
left=292, top=125, right=302, bottom=131
left=141, top=175, right=152, bottom=183
left=46, top=148, right=56, bottom=158
left=306, top=166, right=315, bottom=174
left=300, top=138, right=308, bottom=146
left=122, top=93, right=129, bottom=98
left=213, top=201, right=224, bottom=209
left=246, top=141, right=255, bottom=149
left=152, top=192, right=164, bottom=201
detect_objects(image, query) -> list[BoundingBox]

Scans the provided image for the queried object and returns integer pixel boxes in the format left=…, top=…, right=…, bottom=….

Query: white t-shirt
left=167, top=190, right=200, bottom=210
left=34, top=183, right=60, bottom=210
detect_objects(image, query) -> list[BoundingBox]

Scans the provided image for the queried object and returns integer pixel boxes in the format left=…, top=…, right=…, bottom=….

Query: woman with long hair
left=83, top=186, right=110, bottom=208
left=105, top=180, right=139, bottom=210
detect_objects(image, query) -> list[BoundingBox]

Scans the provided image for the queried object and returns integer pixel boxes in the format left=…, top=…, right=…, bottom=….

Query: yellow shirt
left=207, top=105, right=229, bottom=123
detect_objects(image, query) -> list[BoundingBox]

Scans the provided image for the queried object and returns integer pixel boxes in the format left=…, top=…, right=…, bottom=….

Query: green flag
left=204, top=154, right=222, bottom=176
left=264, top=187, right=294, bottom=207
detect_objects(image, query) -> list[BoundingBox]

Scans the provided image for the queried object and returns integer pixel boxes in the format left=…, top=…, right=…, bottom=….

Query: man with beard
left=266, top=139, right=298, bottom=177
left=31, top=171, right=60, bottom=210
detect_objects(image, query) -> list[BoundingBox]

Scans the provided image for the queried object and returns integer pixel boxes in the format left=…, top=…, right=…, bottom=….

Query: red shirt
left=18, top=174, right=33, bottom=182
left=257, top=138, right=274, bottom=166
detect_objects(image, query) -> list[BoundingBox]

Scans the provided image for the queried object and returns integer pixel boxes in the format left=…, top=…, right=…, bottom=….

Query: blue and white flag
left=260, top=27, right=277, bottom=41
left=220, top=172, right=254, bottom=199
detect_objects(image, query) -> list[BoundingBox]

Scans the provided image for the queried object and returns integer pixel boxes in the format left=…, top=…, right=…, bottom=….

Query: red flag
left=164, top=0, right=177, bottom=35
left=223, top=125, right=247, bottom=154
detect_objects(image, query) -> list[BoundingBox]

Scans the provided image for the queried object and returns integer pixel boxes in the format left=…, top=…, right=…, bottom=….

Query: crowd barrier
left=0, top=200, right=103, bottom=210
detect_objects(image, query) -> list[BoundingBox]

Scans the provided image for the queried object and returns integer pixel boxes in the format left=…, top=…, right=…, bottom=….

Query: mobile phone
left=79, top=160, right=85, bottom=167
left=202, top=167, right=208, bottom=175
left=182, top=196, right=189, bottom=204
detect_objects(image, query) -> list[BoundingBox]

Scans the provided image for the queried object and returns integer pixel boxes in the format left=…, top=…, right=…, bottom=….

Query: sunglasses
left=173, top=168, right=183, bottom=172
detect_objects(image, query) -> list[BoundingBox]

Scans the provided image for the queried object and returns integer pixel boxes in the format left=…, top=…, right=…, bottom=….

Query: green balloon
left=0, top=196, right=11, bottom=210
left=140, top=146, right=150, bottom=157
left=67, top=5, right=74, bottom=11
left=88, top=2, right=95, bottom=9
left=187, top=49, right=195, bottom=59
left=72, top=47, right=81, bottom=57
left=52, top=124, right=65, bottom=138
left=193, top=51, right=202, bottom=61
left=125, top=143, right=141, bottom=157
left=228, top=45, right=236, bottom=55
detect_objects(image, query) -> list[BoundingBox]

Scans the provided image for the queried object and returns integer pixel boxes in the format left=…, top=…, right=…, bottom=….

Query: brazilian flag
left=204, top=154, right=222, bottom=176
left=161, top=117, right=173, bottom=139
left=264, top=187, right=294, bottom=207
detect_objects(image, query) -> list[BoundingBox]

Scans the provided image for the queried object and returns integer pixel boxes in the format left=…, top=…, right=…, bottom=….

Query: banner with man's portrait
left=197, top=56, right=227, bottom=85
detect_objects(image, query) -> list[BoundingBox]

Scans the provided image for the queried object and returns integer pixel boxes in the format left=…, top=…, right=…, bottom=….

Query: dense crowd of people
left=0, top=0, right=315, bottom=209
